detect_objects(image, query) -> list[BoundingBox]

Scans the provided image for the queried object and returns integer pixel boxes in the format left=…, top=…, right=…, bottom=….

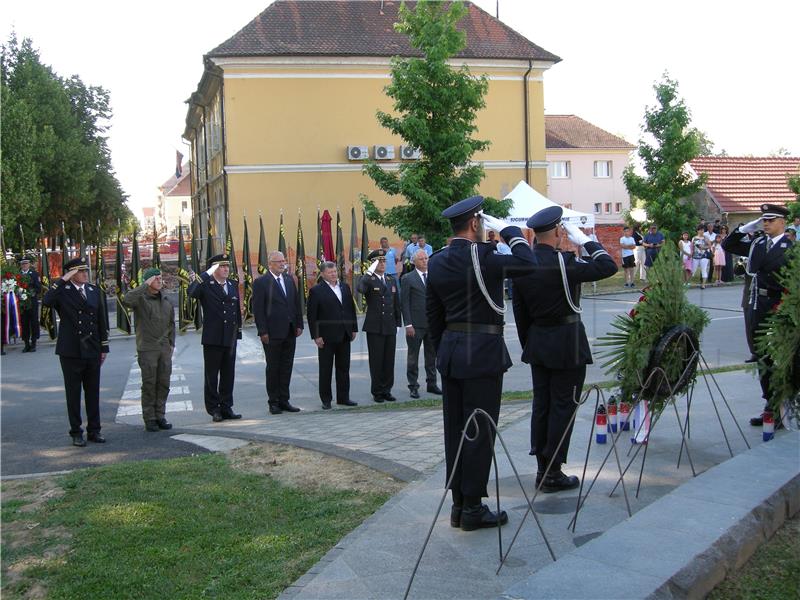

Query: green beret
left=143, top=267, right=162, bottom=280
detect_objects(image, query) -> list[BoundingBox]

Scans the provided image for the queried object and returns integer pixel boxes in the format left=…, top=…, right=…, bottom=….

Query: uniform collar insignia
left=65, top=285, right=71, bottom=289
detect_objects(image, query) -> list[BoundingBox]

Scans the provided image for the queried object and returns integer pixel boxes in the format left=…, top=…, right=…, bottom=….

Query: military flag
left=295, top=211, right=308, bottom=314
left=60, top=221, right=68, bottom=273
left=335, top=209, right=345, bottom=279
left=190, top=220, right=203, bottom=330
left=152, top=221, right=161, bottom=269
left=177, top=220, right=193, bottom=331
left=241, top=215, right=254, bottom=322
left=278, top=212, right=287, bottom=256
left=94, top=221, right=109, bottom=339
left=115, top=231, right=132, bottom=334
left=315, top=208, right=324, bottom=276
left=257, top=214, right=268, bottom=275
left=130, top=227, right=141, bottom=289
left=79, top=221, right=89, bottom=278
left=349, top=207, right=357, bottom=290
left=205, top=209, right=214, bottom=266
left=225, top=219, right=239, bottom=283
left=38, top=225, right=57, bottom=339
left=358, top=209, right=369, bottom=311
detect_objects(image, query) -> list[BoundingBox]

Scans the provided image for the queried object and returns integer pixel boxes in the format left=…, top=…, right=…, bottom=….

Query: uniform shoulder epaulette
left=430, top=246, right=446, bottom=257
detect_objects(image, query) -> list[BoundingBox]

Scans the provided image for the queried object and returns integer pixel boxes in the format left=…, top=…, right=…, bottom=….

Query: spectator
left=788, top=216, right=800, bottom=234
left=642, top=224, right=665, bottom=275
left=678, top=232, right=693, bottom=284
left=713, top=233, right=726, bottom=285
left=487, top=230, right=511, bottom=255
left=703, top=222, right=717, bottom=246
left=786, top=228, right=797, bottom=242
left=632, top=226, right=646, bottom=281
left=713, top=219, right=722, bottom=234
left=691, top=226, right=711, bottom=289
left=619, top=227, right=637, bottom=287
left=379, top=237, right=399, bottom=278
left=415, top=235, right=433, bottom=257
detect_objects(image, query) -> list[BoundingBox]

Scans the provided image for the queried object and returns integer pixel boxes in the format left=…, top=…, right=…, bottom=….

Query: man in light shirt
left=619, top=227, right=636, bottom=287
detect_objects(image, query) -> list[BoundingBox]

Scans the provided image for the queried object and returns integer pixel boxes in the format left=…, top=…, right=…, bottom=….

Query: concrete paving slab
left=170, top=433, right=250, bottom=452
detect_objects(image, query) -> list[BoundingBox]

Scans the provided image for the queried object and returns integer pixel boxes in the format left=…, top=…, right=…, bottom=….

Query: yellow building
left=183, top=0, right=560, bottom=267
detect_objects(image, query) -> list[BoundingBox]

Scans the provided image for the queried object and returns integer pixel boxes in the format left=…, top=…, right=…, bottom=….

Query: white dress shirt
left=326, top=280, right=343, bottom=303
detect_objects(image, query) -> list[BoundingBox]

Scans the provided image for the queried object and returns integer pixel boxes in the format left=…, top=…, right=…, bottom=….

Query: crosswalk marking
left=117, top=400, right=194, bottom=417
left=116, top=361, right=193, bottom=421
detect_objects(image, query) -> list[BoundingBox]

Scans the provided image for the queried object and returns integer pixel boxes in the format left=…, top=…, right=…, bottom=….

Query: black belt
left=531, top=314, right=581, bottom=327
left=756, top=288, right=781, bottom=299
left=446, top=322, right=504, bottom=335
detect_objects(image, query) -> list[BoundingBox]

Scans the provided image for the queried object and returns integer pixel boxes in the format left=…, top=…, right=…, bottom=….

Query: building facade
left=157, top=164, right=192, bottom=238
left=183, top=0, right=560, bottom=262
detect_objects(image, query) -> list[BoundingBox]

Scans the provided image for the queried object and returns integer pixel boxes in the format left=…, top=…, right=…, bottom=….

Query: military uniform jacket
left=513, top=241, right=618, bottom=370
left=357, top=273, right=401, bottom=335
left=121, top=284, right=176, bottom=352
left=426, top=226, right=536, bottom=379
left=42, top=278, right=110, bottom=359
left=188, top=273, right=242, bottom=347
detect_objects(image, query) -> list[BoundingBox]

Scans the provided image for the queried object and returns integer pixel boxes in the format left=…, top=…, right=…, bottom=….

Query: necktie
left=222, top=282, right=228, bottom=295
left=78, top=286, right=87, bottom=301
left=766, top=238, right=774, bottom=252
left=278, top=275, right=286, bottom=296
left=422, top=272, right=427, bottom=285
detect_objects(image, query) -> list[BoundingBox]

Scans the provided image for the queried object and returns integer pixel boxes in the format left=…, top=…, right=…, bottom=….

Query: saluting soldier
left=19, top=255, right=42, bottom=352
left=357, top=248, right=402, bottom=403
left=189, top=253, right=243, bottom=422
left=722, top=203, right=794, bottom=427
left=426, top=195, right=537, bottom=531
left=512, top=207, right=618, bottom=492
left=42, top=257, right=110, bottom=447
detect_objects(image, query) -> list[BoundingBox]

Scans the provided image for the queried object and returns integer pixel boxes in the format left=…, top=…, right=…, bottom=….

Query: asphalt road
left=0, top=284, right=751, bottom=477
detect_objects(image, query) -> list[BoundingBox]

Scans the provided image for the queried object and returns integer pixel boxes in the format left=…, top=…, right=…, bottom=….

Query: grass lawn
left=1, top=444, right=401, bottom=600
left=708, top=513, right=800, bottom=599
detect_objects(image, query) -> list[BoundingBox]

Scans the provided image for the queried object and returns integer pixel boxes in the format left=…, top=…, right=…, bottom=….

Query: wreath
left=755, top=246, right=800, bottom=418
left=597, top=248, right=709, bottom=409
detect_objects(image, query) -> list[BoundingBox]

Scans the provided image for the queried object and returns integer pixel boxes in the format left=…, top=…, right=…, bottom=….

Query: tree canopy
left=360, top=0, right=508, bottom=248
left=1, top=34, right=135, bottom=252
left=623, top=74, right=705, bottom=241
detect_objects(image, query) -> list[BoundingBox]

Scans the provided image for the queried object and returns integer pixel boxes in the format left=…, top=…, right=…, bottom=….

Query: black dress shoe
left=222, top=411, right=242, bottom=419
left=145, top=420, right=160, bottom=432
left=385, top=394, right=397, bottom=402
left=22, top=345, right=30, bottom=353
left=427, top=385, right=443, bottom=395
left=461, top=504, right=508, bottom=531
left=750, top=415, right=764, bottom=426
left=321, top=402, right=332, bottom=410
left=87, top=433, right=106, bottom=443
left=744, top=355, right=758, bottom=364
left=278, top=403, right=300, bottom=413
left=373, top=395, right=385, bottom=403
left=72, top=434, right=86, bottom=447
left=410, top=389, right=420, bottom=399
left=29, top=345, right=36, bottom=352
left=540, top=471, right=579, bottom=493
left=157, top=418, right=173, bottom=430
left=337, top=399, right=358, bottom=406
left=212, top=411, right=224, bottom=422
left=450, top=504, right=462, bottom=528
left=269, top=406, right=283, bottom=415
left=1, top=350, right=6, bottom=355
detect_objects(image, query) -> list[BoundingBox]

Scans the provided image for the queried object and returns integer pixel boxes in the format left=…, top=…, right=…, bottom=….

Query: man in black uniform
left=427, top=195, right=537, bottom=531
left=19, top=255, right=42, bottom=352
left=512, top=207, right=618, bottom=492
left=189, top=254, right=243, bottom=422
left=357, top=248, right=401, bottom=402
left=722, top=203, right=793, bottom=426
left=42, top=257, right=110, bottom=446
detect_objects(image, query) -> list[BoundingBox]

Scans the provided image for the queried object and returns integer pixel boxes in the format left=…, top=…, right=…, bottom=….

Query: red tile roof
left=545, top=115, right=634, bottom=150
left=208, top=0, right=560, bottom=62
left=689, top=156, right=800, bottom=214
left=160, top=163, right=190, bottom=196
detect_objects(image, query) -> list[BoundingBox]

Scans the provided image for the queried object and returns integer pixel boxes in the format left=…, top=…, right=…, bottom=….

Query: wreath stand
left=568, top=327, right=752, bottom=532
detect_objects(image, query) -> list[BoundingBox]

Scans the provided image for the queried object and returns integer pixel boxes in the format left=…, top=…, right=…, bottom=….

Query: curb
left=499, top=431, right=800, bottom=600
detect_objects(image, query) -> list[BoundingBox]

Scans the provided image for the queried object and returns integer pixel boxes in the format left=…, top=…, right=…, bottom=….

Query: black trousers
left=442, top=375, right=503, bottom=498
left=530, top=364, right=586, bottom=465
left=318, top=336, right=352, bottom=404
left=21, top=305, right=40, bottom=346
left=751, top=301, right=777, bottom=402
left=263, top=327, right=296, bottom=408
left=59, top=356, right=101, bottom=436
left=366, top=332, right=395, bottom=397
left=203, top=343, right=237, bottom=415
left=406, top=328, right=437, bottom=390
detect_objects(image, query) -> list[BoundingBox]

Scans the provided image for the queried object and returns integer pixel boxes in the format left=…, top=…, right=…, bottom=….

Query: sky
left=3, top=0, right=798, bottom=219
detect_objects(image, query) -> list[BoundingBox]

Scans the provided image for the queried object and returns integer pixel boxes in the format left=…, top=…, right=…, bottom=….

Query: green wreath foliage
left=597, top=248, right=709, bottom=408
left=755, top=246, right=800, bottom=413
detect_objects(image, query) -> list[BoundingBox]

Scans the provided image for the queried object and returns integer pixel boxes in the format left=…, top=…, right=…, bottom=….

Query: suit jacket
left=42, top=279, right=110, bottom=359
left=401, top=269, right=428, bottom=329
left=426, top=226, right=536, bottom=379
left=20, top=269, right=42, bottom=308
left=307, top=281, right=357, bottom=343
left=188, top=272, right=242, bottom=347
left=512, top=241, right=618, bottom=369
left=357, top=273, right=401, bottom=334
left=252, top=271, right=303, bottom=339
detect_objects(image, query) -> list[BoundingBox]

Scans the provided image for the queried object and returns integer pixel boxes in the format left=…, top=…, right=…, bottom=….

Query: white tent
left=504, top=181, right=595, bottom=228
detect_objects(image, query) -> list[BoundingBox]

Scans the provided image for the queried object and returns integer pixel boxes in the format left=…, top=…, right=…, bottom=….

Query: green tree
left=623, top=74, right=706, bottom=241
left=787, top=174, right=800, bottom=221
left=361, top=0, right=508, bottom=248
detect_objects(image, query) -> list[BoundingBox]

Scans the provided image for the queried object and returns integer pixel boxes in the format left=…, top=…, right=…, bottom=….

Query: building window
left=604, top=203, right=612, bottom=214
left=550, top=161, right=571, bottom=179
left=182, top=200, right=188, bottom=211
left=615, top=202, right=622, bottom=213
left=593, top=160, right=612, bottom=178
left=593, top=203, right=602, bottom=214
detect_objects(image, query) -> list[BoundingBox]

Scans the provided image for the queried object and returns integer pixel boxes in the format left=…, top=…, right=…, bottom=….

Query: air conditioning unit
left=400, top=145, right=422, bottom=160
left=373, top=145, right=395, bottom=160
left=347, top=145, right=369, bottom=160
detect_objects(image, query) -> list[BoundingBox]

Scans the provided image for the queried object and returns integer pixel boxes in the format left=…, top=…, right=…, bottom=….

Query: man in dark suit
left=189, top=253, right=243, bottom=423
left=252, top=251, right=304, bottom=415
left=307, top=261, right=359, bottom=409
left=357, top=248, right=401, bottom=402
left=18, top=255, right=42, bottom=352
left=723, top=203, right=794, bottom=426
left=427, top=195, right=537, bottom=531
left=42, top=257, right=110, bottom=446
left=512, top=207, right=618, bottom=492
left=401, top=249, right=440, bottom=398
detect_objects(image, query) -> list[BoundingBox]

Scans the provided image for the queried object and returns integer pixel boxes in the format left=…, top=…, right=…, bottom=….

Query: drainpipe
left=523, top=59, right=532, bottom=184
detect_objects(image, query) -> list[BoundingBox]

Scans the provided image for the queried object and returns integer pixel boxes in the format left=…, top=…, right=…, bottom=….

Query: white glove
left=205, top=263, right=219, bottom=276
left=366, top=260, right=379, bottom=276
left=563, top=223, right=592, bottom=246
left=481, top=213, right=510, bottom=233
left=740, top=218, right=762, bottom=234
